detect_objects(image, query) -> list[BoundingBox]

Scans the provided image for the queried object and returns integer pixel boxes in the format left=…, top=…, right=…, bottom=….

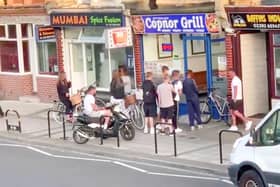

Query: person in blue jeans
left=183, top=70, right=202, bottom=131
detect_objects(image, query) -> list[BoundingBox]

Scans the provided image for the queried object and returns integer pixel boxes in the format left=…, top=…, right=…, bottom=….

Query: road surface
left=0, top=143, right=233, bottom=187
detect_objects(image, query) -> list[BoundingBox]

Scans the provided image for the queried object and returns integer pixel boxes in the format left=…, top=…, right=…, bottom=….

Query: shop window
left=0, top=41, right=19, bottom=72
left=0, top=25, right=5, bottom=37
left=23, top=41, right=30, bottom=72
left=8, top=25, right=16, bottom=39
left=274, top=47, right=280, bottom=96
left=38, top=42, right=58, bottom=75
left=21, top=24, right=28, bottom=38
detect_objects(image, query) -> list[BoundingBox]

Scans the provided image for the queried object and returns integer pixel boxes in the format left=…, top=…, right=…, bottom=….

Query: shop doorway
left=69, top=42, right=109, bottom=93
left=240, top=33, right=269, bottom=116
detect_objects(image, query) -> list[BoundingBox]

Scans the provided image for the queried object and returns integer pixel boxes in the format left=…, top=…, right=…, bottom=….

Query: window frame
left=256, top=109, right=280, bottom=146
left=37, top=41, right=58, bottom=75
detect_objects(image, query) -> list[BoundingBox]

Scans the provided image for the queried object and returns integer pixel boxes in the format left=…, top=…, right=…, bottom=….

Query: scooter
left=72, top=103, right=135, bottom=144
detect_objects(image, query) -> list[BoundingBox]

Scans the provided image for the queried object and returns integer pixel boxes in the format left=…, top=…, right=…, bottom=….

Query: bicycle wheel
left=200, top=100, right=212, bottom=124
left=129, top=105, right=145, bottom=130
left=223, top=104, right=232, bottom=126
left=52, top=101, right=66, bottom=124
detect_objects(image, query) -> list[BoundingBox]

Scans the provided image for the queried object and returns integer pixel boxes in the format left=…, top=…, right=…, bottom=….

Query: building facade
left=221, top=0, right=280, bottom=117
left=0, top=0, right=56, bottom=102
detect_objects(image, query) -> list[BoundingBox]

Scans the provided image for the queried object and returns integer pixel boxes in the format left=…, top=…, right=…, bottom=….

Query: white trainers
left=144, top=128, right=149, bottom=134
left=229, top=126, right=238, bottom=131
left=175, top=128, right=183, bottom=133
left=190, top=126, right=195, bottom=131
left=150, top=128, right=155, bottom=134
left=245, top=121, right=253, bottom=131
left=197, top=125, right=203, bottom=129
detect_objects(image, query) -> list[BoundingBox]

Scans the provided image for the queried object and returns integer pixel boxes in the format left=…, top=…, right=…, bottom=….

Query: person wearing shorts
left=143, top=72, right=157, bottom=134
left=83, top=86, right=111, bottom=129
left=228, top=69, right=252, bottom=131
left=157, top=75, right=175, bottom=135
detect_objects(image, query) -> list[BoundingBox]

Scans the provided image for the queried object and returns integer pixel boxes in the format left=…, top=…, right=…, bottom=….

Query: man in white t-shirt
left=83, top=86, right=111, bottom=129
left=172, top=70, right=183, bottom=133
left=229, top=69, right=252, bottom=131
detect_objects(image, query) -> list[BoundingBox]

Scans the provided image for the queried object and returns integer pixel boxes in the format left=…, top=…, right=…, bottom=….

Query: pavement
left=0, top=100, right=261, bottom=176
left=0, top=143, right=233, bottom=187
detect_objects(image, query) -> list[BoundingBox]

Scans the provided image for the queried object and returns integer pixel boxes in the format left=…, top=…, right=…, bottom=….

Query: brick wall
left=55, top=29, right=64, bottom=72
left=0, top=74, right=33, bottom=100
left=37, top=76, right=58, bottom=102
left=133, top=34, right=143, bottom=85
left=225, top=34, right=233, bottom=97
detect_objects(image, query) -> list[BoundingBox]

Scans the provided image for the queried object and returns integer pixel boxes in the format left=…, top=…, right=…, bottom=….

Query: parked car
left=228, top=104, right=280, bottom=187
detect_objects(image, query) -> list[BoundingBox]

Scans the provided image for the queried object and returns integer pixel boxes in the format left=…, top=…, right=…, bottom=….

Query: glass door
left=85, top=44, right=95, bottom=86
left=70, top=43, right=85, bottom=93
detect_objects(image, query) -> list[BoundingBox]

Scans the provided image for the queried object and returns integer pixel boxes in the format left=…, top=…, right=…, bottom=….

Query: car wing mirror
left=249, top=128, right=257, bottom=145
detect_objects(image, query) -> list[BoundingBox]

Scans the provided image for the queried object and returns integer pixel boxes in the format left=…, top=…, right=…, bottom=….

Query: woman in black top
left=110, top=70, right=125, bottom=103
left=57, top=72, right=73, bottom=117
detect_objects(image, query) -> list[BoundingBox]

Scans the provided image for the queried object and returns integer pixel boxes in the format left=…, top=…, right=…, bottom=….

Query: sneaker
left=144, top=128, right=149, bottom=134
left=197, top=125, right=203, bottom=129
left=190, top=126, right=195, bottom=131
left=175, top=128, right=183, bottom=133
left=229, top=126, right=238, bottom=131
left=150, top=128, right=155, bottom=134
left=245, top=121, right=253, bottom=131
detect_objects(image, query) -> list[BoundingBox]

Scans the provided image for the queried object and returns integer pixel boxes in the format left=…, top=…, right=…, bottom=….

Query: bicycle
left=200, top=88, right=232, bottom=126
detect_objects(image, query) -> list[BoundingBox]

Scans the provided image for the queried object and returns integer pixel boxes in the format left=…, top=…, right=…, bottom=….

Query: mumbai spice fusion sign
left=230, top=13, right=280, bottom=30
left=50, top=13, right=123, bottom=27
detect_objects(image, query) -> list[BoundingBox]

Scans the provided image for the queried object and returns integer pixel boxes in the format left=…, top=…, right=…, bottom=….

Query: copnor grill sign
left=230, top=13, right=280, bottom=30
left=131, top=13, right=219, bottom=34
left=50, top=13, right=123, bottom=27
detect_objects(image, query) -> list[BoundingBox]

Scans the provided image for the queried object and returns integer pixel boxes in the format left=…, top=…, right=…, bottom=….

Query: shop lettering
left=52, top=16, right=88, bottom=25
left=104, top=16, right=121, bottom=24
left=145, top=16, right=204, bottom=32
left=267, top=14, right=280, bottom=23
left=246, top=14, right=267, bottom=23
left=90, top=16, right=104, bottom=25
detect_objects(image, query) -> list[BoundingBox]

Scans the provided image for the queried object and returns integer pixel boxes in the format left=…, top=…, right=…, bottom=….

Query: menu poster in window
left=106, top=27, right=133, bottom=49
left=157, top=34, right=173, bottom=59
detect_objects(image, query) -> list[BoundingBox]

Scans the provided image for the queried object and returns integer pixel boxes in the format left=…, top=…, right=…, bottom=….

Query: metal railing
left=5, top=109, right=21, bottom=133
left=99, top=115, right=120, bottom=147
left=219, top=129, right=243, bottom=164
left=47, top=109, right=67, bottom=140
left=154, top=122, right=177, bottom=157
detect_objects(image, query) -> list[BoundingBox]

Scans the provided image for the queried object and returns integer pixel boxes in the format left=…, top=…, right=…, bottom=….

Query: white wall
left=241, top=33, right=269, bottom=116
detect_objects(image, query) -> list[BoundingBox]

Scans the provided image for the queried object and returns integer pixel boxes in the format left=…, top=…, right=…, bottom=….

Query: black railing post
left=117, top=121, right=120, bottom=148
left=47, top=110, right=51, bottom=138
left=154, top=122, right=177, bottom=156
left=62, top=114, right=66, bottom=140
left=173, top=129, right=177, bottom=157
left=5, top=109, right=21, bottom=133
left=219, top=130, right=243, bottom=164
left=154, top=123, right=158, bottom=154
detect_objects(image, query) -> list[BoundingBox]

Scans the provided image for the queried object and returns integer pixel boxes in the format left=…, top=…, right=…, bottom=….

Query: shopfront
left=131, top=13, right=224, bottom=92
left=225, top=7, right=280, bottom=116
left=50, top=11, right=134, bottom=93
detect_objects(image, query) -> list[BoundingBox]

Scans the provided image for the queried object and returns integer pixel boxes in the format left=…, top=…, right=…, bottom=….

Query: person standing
left=157, top=75, right=174, bottom=135
left=57, top=71, right=72, bottom=120
left=110, top=70, right=125, bottom=104
left=119, top=65, right=132, bottom=95
left=228, top=69, right=252, bottom=131
left=171, top=70, right=183, bottom=133
left=142, top=72, right=157, bottom=134
left=183, top=70, right=202, bottom=131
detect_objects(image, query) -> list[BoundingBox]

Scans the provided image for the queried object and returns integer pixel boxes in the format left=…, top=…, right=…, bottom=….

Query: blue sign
left=132, top=13, right=219, bottom=34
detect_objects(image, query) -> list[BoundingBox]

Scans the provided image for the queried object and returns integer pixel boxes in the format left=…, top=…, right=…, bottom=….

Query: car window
left=276, top=113, right=280, bottom=143
left=260, top=112, right=277, bottom=146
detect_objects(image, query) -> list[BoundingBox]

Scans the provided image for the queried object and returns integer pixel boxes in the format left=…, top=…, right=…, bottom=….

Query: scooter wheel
left=120, top=122, right=135, bottom=141
left=73, top=129, right=89, bottom=144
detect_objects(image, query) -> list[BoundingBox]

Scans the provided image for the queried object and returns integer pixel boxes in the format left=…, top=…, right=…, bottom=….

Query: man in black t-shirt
left=143, top=72, right=157, bottom=134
